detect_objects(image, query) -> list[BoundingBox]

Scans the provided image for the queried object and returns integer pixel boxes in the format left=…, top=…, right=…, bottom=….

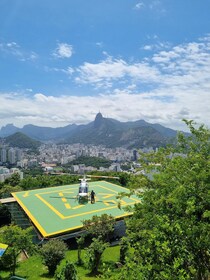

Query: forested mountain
left=5, top=132, right=41, bottom=149
left=0, top=113, right=179, bottom=148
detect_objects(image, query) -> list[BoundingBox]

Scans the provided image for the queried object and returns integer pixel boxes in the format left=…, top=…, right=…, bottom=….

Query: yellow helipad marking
left=62, top=197, right=67, bottom=202
left=36, top=188, right=77, bottom=196
left=34, top=183, right=141, bottom=221
left=23, top=191, right=29, bottom=198
left=63, top=201, right=137, bottom=219
left=99, top=185, right=118, bottom=193
left=103, top=200, right=117, bottom=206
left=36, top=194, right=64, bottom=219
left=103, top=194, right=115, bottom=199
left=120, top=199, right=127, bottom=205
left=65, top=203, right=71, bottom=209
left=130, top=197, right=141, bottom=203
left=72, top=205, right=85, bottom=210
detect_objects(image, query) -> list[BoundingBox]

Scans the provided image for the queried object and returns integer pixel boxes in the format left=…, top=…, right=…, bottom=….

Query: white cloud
left=142, top=40, right=171, bottom=52
left=134, top=2, right=144, bottom=9
left=142, top=45, right=153, bottom=51
left=0, top=36, right=210, bottom=131
left=0, top=41, right=38, bottom=61
left=44, top=66, right=74, bottom=75
left=53, top=43, right=73, bottom=58
left=96, top=42, right=103, bottom=48
left=134, top=1, right=166, bottom=14
left=149, top=0, right=166, bottom=13
left=0, top=80, right=209, bottom=132
left=75, top=57, right=160, bottom=88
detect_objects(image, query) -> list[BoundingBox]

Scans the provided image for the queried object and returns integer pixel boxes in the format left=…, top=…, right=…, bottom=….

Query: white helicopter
left=78, top=176, right=90, bottom=202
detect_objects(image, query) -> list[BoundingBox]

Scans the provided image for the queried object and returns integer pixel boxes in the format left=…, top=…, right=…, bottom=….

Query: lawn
left=0, top=245, right=120, bottom=280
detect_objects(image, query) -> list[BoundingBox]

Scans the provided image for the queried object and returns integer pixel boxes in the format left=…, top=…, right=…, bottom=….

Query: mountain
left=63, top=113, right=173, bottom=148
left=20, top=123, right=77, bottom=141
left=0, top=124, right=20, bottom=137
left=0, top=123, right=77, bottom=141
left=5, top=132, right=41, bottom=149
left=0, top=113, right=180, bottom=148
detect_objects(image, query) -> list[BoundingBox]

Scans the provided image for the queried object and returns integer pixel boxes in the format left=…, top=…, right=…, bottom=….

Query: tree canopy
left=40, top=239, right=67, bottom=275
left=119, top=120, right=210, bottom=280
left=0, top=225, right=34, bottom=275
left=83, top=213, right=115, bottom=242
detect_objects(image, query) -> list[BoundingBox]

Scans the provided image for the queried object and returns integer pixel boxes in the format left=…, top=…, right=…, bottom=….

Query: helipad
left=12, top=181, right=141, bottom=238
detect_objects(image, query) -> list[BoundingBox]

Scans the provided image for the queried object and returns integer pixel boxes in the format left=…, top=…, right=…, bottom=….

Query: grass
left=0, top=245, right=120, bottom=280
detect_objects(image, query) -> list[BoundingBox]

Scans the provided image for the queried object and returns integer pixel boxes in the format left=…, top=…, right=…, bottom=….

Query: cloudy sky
left=0, top=0, right=210, bottom=131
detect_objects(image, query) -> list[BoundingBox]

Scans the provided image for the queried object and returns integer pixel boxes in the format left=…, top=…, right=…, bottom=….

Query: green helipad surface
left=12, top=181, right=141, bottom=238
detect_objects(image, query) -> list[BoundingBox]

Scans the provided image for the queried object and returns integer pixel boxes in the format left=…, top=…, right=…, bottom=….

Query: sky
left=0, top=0, right=210, bottom=131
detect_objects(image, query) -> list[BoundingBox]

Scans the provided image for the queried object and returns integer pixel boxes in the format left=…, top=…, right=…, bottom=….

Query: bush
left=40, top=239, right=67, bottom=275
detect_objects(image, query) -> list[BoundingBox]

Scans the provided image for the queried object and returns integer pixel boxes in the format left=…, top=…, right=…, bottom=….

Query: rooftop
left=12, top=181, right=141, bottom=238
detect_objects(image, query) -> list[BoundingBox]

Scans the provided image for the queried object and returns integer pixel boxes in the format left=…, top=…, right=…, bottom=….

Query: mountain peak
left=94, top=112, right=103, bottom=128
left=0, top=123, right=20, bottom=137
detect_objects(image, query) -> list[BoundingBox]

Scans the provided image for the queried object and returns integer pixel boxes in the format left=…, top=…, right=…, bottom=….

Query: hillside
left=5, top=132, right=41, bottom=149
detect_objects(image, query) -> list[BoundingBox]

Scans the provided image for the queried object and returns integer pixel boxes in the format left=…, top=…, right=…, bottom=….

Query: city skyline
left=0, top=1, right=210, bottom=131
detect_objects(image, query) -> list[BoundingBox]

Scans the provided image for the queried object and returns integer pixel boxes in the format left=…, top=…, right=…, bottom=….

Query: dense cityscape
left=0, top=142, right=149, bottom=182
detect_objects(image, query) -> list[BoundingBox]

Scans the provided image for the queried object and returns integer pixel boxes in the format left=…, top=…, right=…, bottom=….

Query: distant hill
left=0, top=113, right=180, bottom=148
left=0, top=123, right=77, bottom=141
left=5, top=132, right=41, bottom=149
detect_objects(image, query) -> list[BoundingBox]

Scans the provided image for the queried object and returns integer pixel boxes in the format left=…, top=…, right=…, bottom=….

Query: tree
left=4, top=173, right=20, bottom=187
left=83, top=214, right=115, bottom=274
left=76, top=234, right=85, bottom=265
left=0, top=203, right=11, bottom=226
left=119, top=237, right=129, bottom=265
left=120, top=121, right=210, bottom=280
left=40, top=239, right=67, bottom=275
left=55, top=261, right=78, bottom=280
left=85, top=237, right=108, bottom=275
left=0, top=184, right=22, bottom=198
left=0, top=225, right=34, bottom=275
left=83, top=213, right=115, bottom=242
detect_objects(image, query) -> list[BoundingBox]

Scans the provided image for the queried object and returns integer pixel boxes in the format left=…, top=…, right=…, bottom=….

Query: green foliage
left=69, top=156, right=112, bottom=169
left=5, top=132, right=41, bottom=149
left=55, top=261, right=78, bottom=280
left=76, top=235, right=85, bottom=265
left=83, top=214, right=115, bottom=242
left=40, top=239, right=67, bottom=275
left=120, top=121, right=210, bottom=280
left=4, top=173, right=21, bottom=187
left=0, top=225, right=34, bottom=275
left=85, top=237, right=108, bottom=274
left=0, top=244, right=121, bottom=279
left=83, top=214, right=116, bottom=275
left=119, top=237, right=128, bottom=265
left=19, top=174, right=80, bottom=190
left=0, top=203, right=11, bottom=226
left=118, top=172, right=131, bottom=186
left=23, top=166, right=44, bottom=176
left=0, top=184, right=22, bottom=198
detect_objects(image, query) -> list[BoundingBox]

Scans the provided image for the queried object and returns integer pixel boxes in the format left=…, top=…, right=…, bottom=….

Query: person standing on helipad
left=90, top=190, right=95, bottom=204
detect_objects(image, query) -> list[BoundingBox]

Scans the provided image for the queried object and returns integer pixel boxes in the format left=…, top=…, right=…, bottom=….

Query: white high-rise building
left=8, top=148, right=16, bottom=164
left=16, top=149, right=22, bottom=161
left=1, top=148, right=7, bottom=163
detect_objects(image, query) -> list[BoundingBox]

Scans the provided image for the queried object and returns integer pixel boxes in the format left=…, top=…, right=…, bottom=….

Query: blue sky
left=0, top=0, right=210, bottom=131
